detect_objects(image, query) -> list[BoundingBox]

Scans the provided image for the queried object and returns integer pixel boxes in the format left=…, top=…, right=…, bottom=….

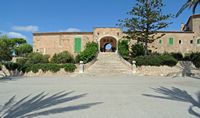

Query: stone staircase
left=84, top=52, right=132, bottom=75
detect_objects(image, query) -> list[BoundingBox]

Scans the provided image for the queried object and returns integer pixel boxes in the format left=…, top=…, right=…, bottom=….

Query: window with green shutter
left=74, top=38, right=81, bottom=53
left=159, top=39, right=162, bottom=44
left=168, top=38, right=174, bottom=45
left=197, top=39, right=200, bottom=44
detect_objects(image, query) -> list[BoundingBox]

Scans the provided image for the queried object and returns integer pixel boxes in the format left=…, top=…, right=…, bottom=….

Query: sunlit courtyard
left=0, top=74, right=200, bottom=118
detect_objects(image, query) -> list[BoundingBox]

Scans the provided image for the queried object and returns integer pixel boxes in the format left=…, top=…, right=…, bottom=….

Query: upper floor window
left=179, top=40, right=182, bottom=44
left=159, top=39, right=162, bottom=44
left=197, top=39, right=200, bottom=44
left=168, top=38, right=174, bottom=45
left=190, top=40, right=193, bottom=44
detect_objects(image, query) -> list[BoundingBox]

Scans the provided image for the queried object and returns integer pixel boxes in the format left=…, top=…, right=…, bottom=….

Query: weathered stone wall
left=33, top=21, right=200, bottom=57
left=193, top=16, right=200, bottom=37
left=33, top=32, right=94, bottom=57
left=94, top=28, right=123, bottom=42
left=150, top=32, right=196, bottom=53
left=23, top=69, right=77, bottom=77
left=136, top=66, right=181, bottom=76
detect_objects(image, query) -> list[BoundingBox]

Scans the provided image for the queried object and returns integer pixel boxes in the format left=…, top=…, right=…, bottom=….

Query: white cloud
left=60, top=28, right=81, bottom=32
left=12, top=25, right=39, bottom=32
left=7, top=32, right=27, bottom=39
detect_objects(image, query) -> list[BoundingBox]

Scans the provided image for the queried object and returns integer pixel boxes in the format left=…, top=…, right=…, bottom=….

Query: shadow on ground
left=168, top=61, right=200, bottom=79
left=143, top=87, right=200, bottom=117
left=0, top=91, right=102, bottom=118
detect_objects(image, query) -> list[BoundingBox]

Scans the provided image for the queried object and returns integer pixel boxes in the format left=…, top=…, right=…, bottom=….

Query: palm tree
left=176, top=0, right=200, bottom=17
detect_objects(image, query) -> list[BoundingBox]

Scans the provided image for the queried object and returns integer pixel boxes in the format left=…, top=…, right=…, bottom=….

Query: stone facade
left=33, top=14, right=200, bottom=57
left=33, top=32, right=94, bottom=56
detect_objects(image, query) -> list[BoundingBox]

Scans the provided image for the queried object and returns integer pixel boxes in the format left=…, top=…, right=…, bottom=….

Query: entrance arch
left=100, top=36, right=117, bottom=52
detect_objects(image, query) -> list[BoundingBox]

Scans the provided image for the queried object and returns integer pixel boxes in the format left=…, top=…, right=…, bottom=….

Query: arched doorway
left=100, top=36, right=117, bottom=52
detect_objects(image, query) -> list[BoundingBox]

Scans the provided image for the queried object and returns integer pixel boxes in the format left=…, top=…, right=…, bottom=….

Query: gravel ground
left=0, top=73, right=200, bottom=118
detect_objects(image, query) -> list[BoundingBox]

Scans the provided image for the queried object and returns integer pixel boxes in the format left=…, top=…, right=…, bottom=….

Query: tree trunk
left=144, top=41, right=148, bottom=56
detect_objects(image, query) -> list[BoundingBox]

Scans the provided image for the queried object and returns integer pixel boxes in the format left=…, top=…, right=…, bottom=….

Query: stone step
left=85, top=52, right=132, bottom=74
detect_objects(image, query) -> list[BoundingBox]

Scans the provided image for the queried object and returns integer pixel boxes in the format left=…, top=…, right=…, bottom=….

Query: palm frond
left=176, top=2, right=191, bottom=17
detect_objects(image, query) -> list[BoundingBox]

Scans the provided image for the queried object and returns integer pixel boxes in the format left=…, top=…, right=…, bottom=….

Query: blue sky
left=0, top=0, right=199, bottom=44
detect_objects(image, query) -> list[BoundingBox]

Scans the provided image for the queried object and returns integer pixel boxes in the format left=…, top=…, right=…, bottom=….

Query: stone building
left=33, top=14, right=200, bottom=57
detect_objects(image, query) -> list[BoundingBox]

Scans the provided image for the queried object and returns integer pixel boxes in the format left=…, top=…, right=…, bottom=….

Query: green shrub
left=64, top=64, right=77, bottom=72
left=22, top=63, right=76, bottom=73
left=75, top=54, right=80, bottom=63
left=16, top=58, right=28, bottom=65
left=183, top=53, right=191, bottom=61
left=134, top=54, right=178, bottom=67
left=51, top=51, right=74, bottom=64
left=190, top=52, right=200, bottom=68
left=3, top=62, right=20, bottom=71
left=160, top=54, right=178, bottom=67
left=170, top=52, right=183, bottom=61
left=23, top=64, right=61, bottom=73
left=135, top=55, right=161, bottom=66
left=27, top=64, right=40, bottom=73
left=131, top=43, right=145, bottom=58
left=26, top=52, right=50, bottom=64
left=118, top=40, right=129, bottom=60
left=40, top=64, right=61, bottom=73
left=79, top=42, right=98, bottom=63
left=0, top=63, right=2, bottom=71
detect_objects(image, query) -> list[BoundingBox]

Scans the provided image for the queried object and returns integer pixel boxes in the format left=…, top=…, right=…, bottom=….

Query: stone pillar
left=132, top=61, right=136, bottom=74
left=79, top=61, right=84, bottom=73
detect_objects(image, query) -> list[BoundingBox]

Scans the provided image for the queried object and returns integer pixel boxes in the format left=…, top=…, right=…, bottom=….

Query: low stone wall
left=0, top=64, right=79, bottom=78
left=118, top=55, right=132, bottom=70
left=136, top=66, right=181, bottom=76
left=84, top=53, right=98, bottom=70
left=23, top=69, right=74, bottom=77
left=117, top=53, right=132, bottom=70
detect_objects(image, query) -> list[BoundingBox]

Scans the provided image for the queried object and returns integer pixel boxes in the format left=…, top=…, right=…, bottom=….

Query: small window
left=117, top=32, right=120, bottom=36
left=197, top=39, right=200, bottom=44
left=159, top=39, right=162, bottom=44
left=168, top=38, right=174, bottom=45
left=190, top=40, right=193, bottom=44
left=179, top=40, right=182, bottom=44
left=97, top=32, right=100, bottom=35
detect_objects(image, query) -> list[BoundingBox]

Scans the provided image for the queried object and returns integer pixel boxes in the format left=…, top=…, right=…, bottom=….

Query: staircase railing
left=117, top=52, right=132, bottom=70
left=83, top=52, right=99, bottom=71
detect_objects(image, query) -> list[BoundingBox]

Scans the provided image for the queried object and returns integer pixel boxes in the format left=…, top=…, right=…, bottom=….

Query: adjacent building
left=33, top=14, right=200, bottom=57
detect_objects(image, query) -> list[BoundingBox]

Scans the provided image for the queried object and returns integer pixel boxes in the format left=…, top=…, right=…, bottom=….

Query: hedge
left=118, top=40, right=129, bottom=60
left=190, top=52, right=200, bottom=68
left=3, top=62, right=21, bottom=71
left=23, top=63, right=77, bottom=73
left=51, top=51, right=74, bottom=64
left=0, top=63, right=2, bottom=71
left=134, top=54, right=178, bottom=67
left=170, top=52, right=183, bottom=61
left=63, top=64, right=77, bottom=72
left=25, top=52, right=50, bottom=64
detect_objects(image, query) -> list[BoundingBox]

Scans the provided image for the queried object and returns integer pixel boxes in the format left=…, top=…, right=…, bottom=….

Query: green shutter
left=169, top=38, right=174, bottom=45
left=74, top=38, right=81, bottom=53
left=159, top=39, right=162, bottom=44
left=197, top=39, right=200, bottom=44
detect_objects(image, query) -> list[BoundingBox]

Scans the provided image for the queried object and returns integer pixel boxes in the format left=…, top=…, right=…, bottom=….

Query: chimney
left=180, top=23, right=185, bottom=31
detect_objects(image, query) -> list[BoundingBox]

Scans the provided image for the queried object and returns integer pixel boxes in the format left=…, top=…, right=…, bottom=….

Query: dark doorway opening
left=100, top=37, right=117, bottom=52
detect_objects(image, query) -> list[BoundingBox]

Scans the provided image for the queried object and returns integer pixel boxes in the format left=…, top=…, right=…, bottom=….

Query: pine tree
left=119, top=0, right=172, bottom=55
